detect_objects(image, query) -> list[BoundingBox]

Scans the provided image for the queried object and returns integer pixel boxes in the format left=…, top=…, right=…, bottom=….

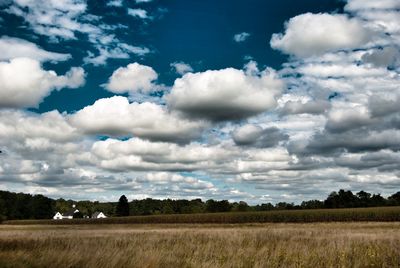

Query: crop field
left=0, top=222, right=400, bottom=268
left=4, top=206, right=400, bottom=225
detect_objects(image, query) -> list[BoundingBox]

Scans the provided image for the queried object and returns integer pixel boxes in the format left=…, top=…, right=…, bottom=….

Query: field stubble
left=0, top=222, right=399, bottom=268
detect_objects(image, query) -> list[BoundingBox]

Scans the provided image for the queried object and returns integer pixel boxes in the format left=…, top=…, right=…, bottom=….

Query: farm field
left=4, top=206, right=400, bottom=225
left=0, top=222, right=400, bottom=268
left=5, top=207, right=400, bottom=225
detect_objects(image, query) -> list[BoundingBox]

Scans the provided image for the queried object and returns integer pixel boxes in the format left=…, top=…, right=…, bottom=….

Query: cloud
left=107, top=0, right=123, bottom=7
left=167, top=65, right=284, bottom=121
left=139, top=172, right=215, bottom=192
left=89, top=137, right=238, bottom=172
left=270, top=13, right=373, bottom=57
left=69, top=96, right=208, bottom=143
left=4, top=0, right=150, bottom=65
left=118, top=43, right=150, bottom=56
left=0, top=109, right=78, bottom=145
left=128, top=8, right=149, bottom=19
left=83, top=45, right=150, bottom=66
left=296, top=62, right=387, bottom=78
left=105, top=62, right=158, bottom=94
left=2, top=0, right=400, bottom=203
left=279, top=100, right=331, bottom=115
left=368, top=95, right=400, bottom=118
left=5, top=0, right=90, bottom=40
left=0, top=36, right=71, bottom=62
left=232, top=125, right=289, bottom=148
left=325, top=105, right=375, bottom=133
left=233, top=32, right=250, bottom=42
left=170, top=62, right=193, bottom=75
left=345, top=0, right=400, bottom=11
left=303, top=129, right=400, bottom=154
left=1, top=104, right=397, bottom=202
left=263, top=2, right=400, bottom=199
left=335, top=151, right=400, bottom=171
left=362, top=46, right=400, bottom=68
left=135, top=0, right=152, bottom=3
left=0, top=58, right=85, bottom=108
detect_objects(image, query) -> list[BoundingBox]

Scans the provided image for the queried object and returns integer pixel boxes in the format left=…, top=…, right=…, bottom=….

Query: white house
left=53, top=212, right=63, bottom=220
left=92, top=211, right=107, bottom=219
left=53, top=204, right=80, bottom=220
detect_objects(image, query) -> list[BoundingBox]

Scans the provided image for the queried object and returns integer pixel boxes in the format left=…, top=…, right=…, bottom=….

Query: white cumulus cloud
left=0, top=58, right=85, bottom=108
left=105, top=62, right=158, bottom=94
left=270, top=13, right=373, bottom=57
left=345, top=0, right=400, bottom=11
left=0, top=36, right=71, bottom=62
left=167, top=65, right=284, bottom=121
left=69, top=96, right=208, bottom=143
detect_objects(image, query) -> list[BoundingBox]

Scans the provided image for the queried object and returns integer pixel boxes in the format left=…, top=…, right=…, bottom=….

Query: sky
left=0, top=0, right=399, bottom=204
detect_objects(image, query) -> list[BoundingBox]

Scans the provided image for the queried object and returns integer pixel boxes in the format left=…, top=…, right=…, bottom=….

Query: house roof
left=92, top=211, right=104, bottom=218
left=53, top=212, right=62, bottom=217
left=63, top=208, right=79, bottom=217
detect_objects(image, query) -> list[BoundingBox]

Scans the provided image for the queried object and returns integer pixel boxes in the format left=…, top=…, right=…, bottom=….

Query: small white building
left=53, top=212, right=63, bottom=220
left=53, top=204, right=80, bottom=220
left=92, top=211, right=107, bottom=219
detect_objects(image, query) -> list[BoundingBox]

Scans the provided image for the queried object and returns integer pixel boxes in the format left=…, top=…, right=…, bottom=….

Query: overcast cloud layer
left=0, top=0, right=399, bottom=203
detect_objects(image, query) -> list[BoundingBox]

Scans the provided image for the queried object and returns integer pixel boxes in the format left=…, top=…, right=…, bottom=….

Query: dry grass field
left=0, top=222, right=399, bottom=268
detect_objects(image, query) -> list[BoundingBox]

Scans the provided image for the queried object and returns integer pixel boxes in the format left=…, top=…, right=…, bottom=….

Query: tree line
left=1, top=189, right=400, bottom=220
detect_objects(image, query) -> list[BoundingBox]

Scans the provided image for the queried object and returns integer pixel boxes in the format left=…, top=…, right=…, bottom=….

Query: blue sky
left=2, top=0, right=344, bottom=113
left=0, top=0, right=399, bottom=203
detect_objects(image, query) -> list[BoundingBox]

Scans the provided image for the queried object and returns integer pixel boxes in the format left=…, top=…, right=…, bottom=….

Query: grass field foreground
left=0, top=222, right=400, bottom=268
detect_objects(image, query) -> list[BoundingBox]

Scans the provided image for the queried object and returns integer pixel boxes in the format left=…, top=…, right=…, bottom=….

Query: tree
left=324, top=190, right=358, bottom=208
left=275, top=202, right=295, bottom=210
left=0, top=198, right=6, bottom=221
left=73, top=211, right=83, bottom=218
left=371, top=194, right=386, bottom=207
left=254, top=203, right=274, bottom=211
left=301, top=200, right=324, bottom=209
left=30, top=194, right=54, bottom=219
left=116, top=195, right=129, bottom=216
left=356, top=191, right=372, bottom=207
left=189, top=199, right=206, bottom=213
left=206, top=199, right=231, bottom=213
left=324, top=191, right=339, bottom=208
left=388, top=192, right=400, bottom=206
left=233, top=201, right=250, bottom=212
left=161, top=201, right=174, bottom=214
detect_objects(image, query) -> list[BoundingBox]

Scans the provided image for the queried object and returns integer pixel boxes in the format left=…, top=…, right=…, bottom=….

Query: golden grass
left=0, top=223, right=399, bottom=268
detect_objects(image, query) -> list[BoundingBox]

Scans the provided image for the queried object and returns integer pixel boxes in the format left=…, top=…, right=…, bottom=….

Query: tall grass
left=4, top=206, right=400, bottom=225
left=0, top=223, right=399, bottom=267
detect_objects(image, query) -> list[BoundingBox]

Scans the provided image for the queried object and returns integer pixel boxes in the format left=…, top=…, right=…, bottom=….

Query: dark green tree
left=0, top=198, right=6, bottom=221
left=73, top=211, right=83, bottom=218
left=233, top=201, right=250, bottom=212
left=301, top=200, right=324, bottom=209
left=356, top=191, right=372, bottom=207
left=206, top=199, right=231, bottom=212
left=275, top=202, right=295, bottom=210
left=116, top=195, right=129, bottom=216
left=30, top=194, right=54, bottom=219
left=371, top=194, right=386, bottom=206
left=388, top=192, right=400, bottom=205
left=254, top=203, right=274, bottom=211
left=324, top=190, right=358, bottom=208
